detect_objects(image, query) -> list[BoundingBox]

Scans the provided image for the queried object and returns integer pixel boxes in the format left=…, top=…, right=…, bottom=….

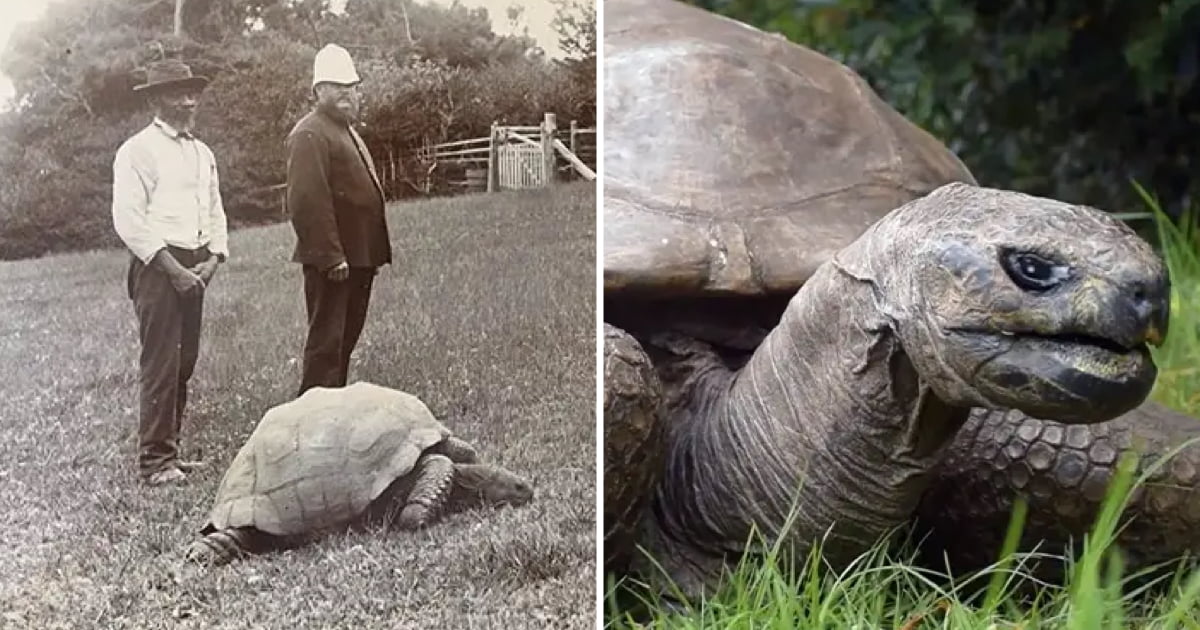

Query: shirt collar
left=153, top=117, right=194, bottom=140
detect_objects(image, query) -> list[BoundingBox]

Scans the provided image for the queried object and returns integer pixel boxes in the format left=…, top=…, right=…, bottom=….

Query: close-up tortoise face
left=876, top=184, right=1170, bottom=422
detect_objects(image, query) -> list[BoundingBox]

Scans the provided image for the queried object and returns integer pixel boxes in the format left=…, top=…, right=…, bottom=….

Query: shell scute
left=603, top=0, right=975, bottom=296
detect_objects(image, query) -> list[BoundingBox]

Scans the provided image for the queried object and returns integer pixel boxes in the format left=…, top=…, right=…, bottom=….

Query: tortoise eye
left=1002, top=250, right=1072, bottom=292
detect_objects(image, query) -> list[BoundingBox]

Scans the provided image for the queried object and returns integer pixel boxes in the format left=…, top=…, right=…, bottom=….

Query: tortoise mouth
left=951, top=327, right=1142, bottom=358
left=948, top=328, right=1156, bottom=423
left=999, top=330, right=1135, bottom=355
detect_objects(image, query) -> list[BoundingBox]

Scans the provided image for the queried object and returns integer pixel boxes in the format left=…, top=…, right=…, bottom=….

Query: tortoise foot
left=185, top=528, right=252, bottom=565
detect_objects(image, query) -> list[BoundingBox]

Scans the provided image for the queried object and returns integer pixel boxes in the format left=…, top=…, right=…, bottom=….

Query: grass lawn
left=605, top=194, right=1200, bottom=629
left=0, top=182, right=597, bottom=629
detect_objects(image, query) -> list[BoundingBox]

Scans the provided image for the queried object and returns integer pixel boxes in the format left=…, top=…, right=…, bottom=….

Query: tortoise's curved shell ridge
left=603, top=0, right=977, bottom=297
left=205, top=382, right=452, bottom=536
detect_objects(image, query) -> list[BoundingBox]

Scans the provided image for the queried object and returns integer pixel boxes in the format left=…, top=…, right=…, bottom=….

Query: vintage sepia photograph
left=602, top=0, right=1199, bottom=627
left=0, top=0, right=596, bottom=627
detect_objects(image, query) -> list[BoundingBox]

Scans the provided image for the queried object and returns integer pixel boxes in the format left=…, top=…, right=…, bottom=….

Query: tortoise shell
left=204, top=382, right=453, bottom=536
left=603, top=0, right=977, bottom=297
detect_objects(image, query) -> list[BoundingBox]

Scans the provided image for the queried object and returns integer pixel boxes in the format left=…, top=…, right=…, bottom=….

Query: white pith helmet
left=312, top=43, right=360, bottom=90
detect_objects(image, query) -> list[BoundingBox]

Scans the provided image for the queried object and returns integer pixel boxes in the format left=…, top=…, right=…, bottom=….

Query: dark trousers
left=127, top=245, right=208, bottom=476
left=298, top=265, right=376, bottom=396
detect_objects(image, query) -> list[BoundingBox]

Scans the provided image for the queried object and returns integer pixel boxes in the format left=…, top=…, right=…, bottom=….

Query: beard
left=319, top=95, right=360, bottom=123
left=160, top=106, right=196, bottom=132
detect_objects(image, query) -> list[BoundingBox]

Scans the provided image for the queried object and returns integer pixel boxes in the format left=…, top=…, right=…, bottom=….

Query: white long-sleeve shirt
left=111, top=118, right=230, bottom=263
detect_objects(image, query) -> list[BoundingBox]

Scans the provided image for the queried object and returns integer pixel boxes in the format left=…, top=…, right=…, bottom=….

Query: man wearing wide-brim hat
left=285, top=44, right=391, bottom=396
left=111, top=58, right=229, bottom=486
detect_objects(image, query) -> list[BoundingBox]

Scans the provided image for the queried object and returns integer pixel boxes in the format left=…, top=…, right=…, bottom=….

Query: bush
left=0, top=0, right=596, bottom=259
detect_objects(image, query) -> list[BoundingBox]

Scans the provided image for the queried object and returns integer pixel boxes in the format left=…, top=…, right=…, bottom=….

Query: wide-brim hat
left=133, top=59, right=210, bottom=94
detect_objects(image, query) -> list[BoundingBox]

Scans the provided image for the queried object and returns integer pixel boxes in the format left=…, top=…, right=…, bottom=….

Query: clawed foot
left=183, top=540, right=226, bottom=566
left=184, top=530, right=249, bottom=566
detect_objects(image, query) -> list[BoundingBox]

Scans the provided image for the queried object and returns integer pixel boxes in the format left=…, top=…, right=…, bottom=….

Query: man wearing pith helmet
left=285, top=43, right=391, bottom=397
left=111, top=58, right=229, bottom=486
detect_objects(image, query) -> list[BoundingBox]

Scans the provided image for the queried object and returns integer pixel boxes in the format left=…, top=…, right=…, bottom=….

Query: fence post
left=487, top=121, right=498, bottom=193
left=569, top=120, right=579, bottom=182
left=385, top=145, right=395, bottom=195
left=541, top=112, right=557, bottom=187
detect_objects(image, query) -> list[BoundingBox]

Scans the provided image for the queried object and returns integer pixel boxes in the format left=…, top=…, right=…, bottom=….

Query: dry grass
left=0, top=182, right=597, bottom=629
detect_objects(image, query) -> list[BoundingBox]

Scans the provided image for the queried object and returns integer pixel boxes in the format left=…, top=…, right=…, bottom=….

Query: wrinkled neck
left=739, top=261, right=964, bottom=460
left=653, top=261, right=967, bottom=569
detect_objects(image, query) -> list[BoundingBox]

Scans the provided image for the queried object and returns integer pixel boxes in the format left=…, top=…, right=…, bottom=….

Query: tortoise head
left=450, top=463, right=535, bottom=509
left=844, top=182, right=1170, bottom=423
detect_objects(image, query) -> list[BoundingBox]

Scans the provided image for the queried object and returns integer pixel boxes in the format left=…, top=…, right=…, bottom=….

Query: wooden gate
left=497, top=143, right=547, bottom=189
left=413, top=112, right=596, bottom=194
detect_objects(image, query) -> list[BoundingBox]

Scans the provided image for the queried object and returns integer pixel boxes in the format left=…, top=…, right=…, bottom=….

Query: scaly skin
left=611, top=183, right=1170, bottom=602
left=603, top=324, right=666, bottom=573
left=630, top=272, right=968, bottom=599
left=916, top=402, right=1200, bottom=578
left=396, top=454, right=456, bottom=529
left=183, top=527, right=259, bottom=565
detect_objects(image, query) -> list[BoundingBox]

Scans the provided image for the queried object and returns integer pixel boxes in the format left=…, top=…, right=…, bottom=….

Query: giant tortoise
left=185, top=382, right=534, bottom=564
left=602, top=0, right=1194, bottom=603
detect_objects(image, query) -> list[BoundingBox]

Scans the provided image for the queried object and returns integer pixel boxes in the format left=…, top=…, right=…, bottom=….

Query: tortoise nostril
left=1125, top=279, right=1170, bottom=346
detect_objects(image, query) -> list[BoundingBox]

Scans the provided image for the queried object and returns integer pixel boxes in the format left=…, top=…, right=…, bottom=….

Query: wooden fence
left=415, top=113, right=596, bottom=194
left=265, top=113, right=595, bottom=212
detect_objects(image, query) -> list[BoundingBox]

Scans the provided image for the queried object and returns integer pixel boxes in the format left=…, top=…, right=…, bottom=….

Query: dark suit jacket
left=286, top=109, right=391, bottom=269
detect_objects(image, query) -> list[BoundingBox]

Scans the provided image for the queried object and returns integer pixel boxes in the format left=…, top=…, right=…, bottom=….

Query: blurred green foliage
left=683, top=0, right=1199, bottom=220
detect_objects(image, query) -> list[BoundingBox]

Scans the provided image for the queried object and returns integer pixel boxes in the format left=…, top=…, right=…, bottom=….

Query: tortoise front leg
left=916, top=402, right=1200, bottom=579
left=603, top=323, right=667, bottom=576
left=184, top=527, right=258, bottom=565
left=394, top=453, right=455, bottom=530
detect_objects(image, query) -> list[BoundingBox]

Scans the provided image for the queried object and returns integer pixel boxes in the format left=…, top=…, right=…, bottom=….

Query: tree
left=551, top=0, right=596, bottom=61
left=0, top=0, right=597, bottom=259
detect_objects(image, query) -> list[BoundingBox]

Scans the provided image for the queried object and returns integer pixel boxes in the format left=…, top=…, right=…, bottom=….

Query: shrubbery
left=0, top=0, right=596, bottom=260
